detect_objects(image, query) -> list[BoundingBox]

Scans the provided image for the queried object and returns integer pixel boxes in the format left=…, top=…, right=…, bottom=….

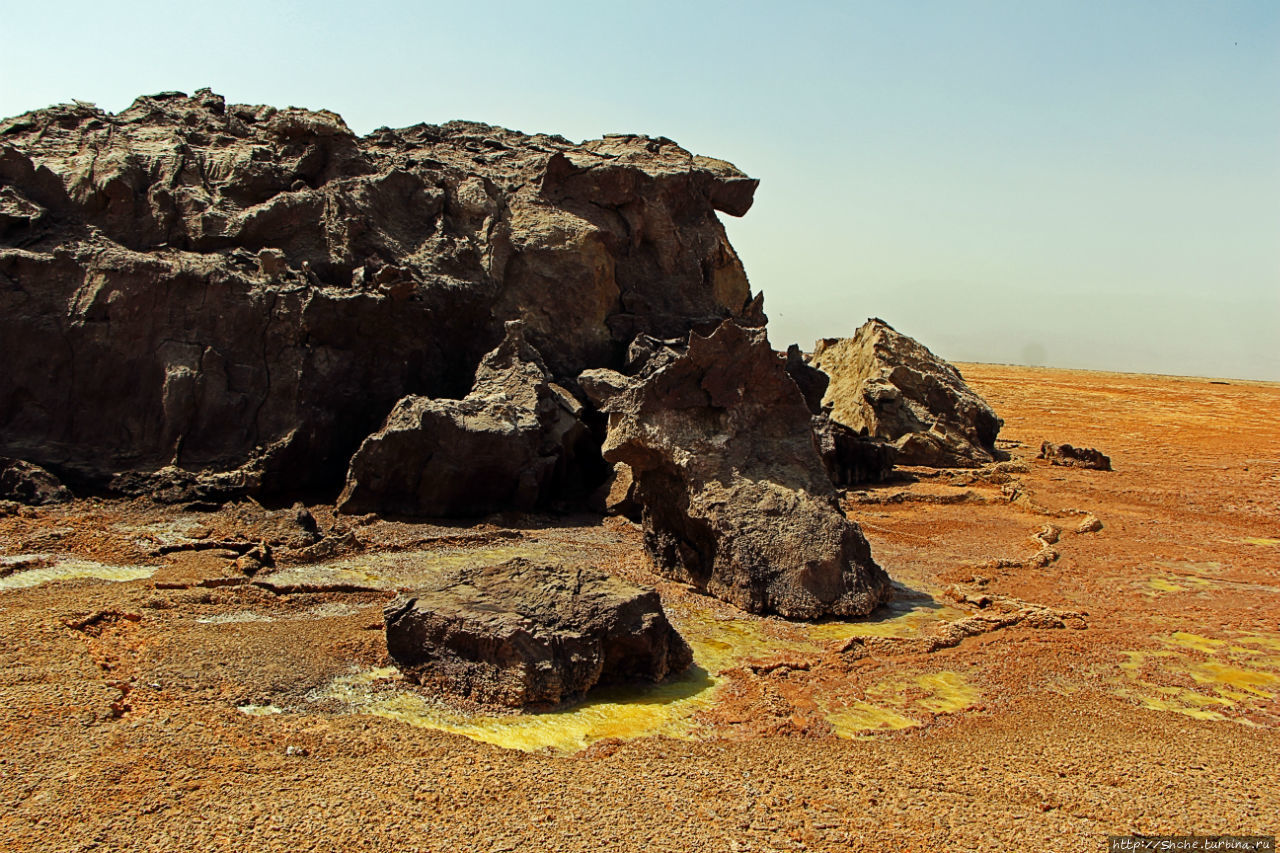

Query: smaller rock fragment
left=593, top=462, right=639, bottom=520
left=0, top=457, right=72, bottom=505
left=234, top=543, right=273, bottom=576
left=1075, top=514, right=1103, bottom=534
left=108, top=465, right=260, bottom=506
left=810, top=413, right=897, bottom=487
left=1038, top=442, right=1111, bottom=471
left=784, top=344, right=829, bottom=415
left=338, top=321, right=594, bottom=517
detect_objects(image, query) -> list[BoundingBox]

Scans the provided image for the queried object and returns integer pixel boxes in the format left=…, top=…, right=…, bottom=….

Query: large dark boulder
left=0, top=91, right=758, bottom=496
left=593, top=320, right=891, bottom=619
left=383, top=558, right=692, bottom=707
left=337, top=321, right=595, bottom=517
left=810, top=318, right=1002, bottom=467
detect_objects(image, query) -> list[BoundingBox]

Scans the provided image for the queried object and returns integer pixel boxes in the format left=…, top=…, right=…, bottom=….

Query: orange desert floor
left=1, top=364, right=1277, bottom=852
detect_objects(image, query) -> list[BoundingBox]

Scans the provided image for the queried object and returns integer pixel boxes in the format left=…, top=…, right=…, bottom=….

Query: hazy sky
left=4, top=1, right=1277, bottom=380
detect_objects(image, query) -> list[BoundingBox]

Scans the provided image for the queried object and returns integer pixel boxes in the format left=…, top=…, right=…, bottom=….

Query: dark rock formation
left=1038, top=442, right=1111, bottom=471
left=383, top=558, right=692, bottom=707
left=337, top=321, right=595, bottom=517
left=0, top=91, right=758, bottom=497
left=785, top=344, right=830, bottom=415
left=811, top=319, right=1002, bottom=468
left=594, top=320, right=891, bottom=619
left=782, top=344, right=897, bottom=487
left=810, top=415, right=897, bottom=487
left=0, top=456, right=71, bottom=504
left=589, top=462, right=641, bottom=520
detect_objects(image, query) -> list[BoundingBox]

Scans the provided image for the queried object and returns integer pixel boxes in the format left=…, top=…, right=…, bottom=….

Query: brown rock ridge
left=0, top=90, right=758, bottom=495
left=811, top=318, right=1002, bottom=467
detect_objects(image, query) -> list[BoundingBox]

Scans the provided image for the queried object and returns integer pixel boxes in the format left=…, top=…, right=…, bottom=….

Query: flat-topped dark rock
left=383, top=558, right=693, bottom=707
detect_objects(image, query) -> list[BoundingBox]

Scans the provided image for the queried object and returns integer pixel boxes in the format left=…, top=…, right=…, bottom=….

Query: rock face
left=337, top=321, right=595, bottom=517
left=0, top=90, right=758, bottom=495
left=595, top=320, right=891, bottom=619
left=810, top=416, right=897, bottom=487
left=1038, top=442, right=1111, bottom=471
left=0, top=457, right=71, bottom=505
left=811, top=319, right=1002, bottom=468
left=383, top=558, right=693, bottom=707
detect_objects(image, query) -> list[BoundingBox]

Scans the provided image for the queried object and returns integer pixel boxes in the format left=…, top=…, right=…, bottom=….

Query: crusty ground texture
left=1, top=364, right=1277, bottom=852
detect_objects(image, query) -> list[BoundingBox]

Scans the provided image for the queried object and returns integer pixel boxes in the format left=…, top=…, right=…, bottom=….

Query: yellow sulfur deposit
left=1114, top=630, right=1280, bottom=724
left=308, top=587, right=977, bottom=752
left=0, top=558, right=155, bottom=591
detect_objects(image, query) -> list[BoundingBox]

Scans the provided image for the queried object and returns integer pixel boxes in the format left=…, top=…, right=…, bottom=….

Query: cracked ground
left=1, top=364, right=1278, bottom=852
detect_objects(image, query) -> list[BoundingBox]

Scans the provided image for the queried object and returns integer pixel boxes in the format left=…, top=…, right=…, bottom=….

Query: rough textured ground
left=2, top=364, right=1278, bottom=852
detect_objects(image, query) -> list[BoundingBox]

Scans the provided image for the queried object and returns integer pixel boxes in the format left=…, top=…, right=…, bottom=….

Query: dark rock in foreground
left=811, top=319, right=1002, bottom=468
left=595, top=320, right=891, bottom=619
left=0, top=90, right=757, bottom=496
left=1038, top=441, right=1111, bottom=471
left=0, top=457, right=71, bottom=505
left=337, top=321, right=595, bottom=517
left=383, top=558, right=692, bottom=707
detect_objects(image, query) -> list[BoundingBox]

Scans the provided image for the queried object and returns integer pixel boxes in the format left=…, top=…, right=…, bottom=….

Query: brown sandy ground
left=1, top=365, right=1277, bottom=852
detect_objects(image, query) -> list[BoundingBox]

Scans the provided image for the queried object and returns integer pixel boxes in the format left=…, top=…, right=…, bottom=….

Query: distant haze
left=3, top=1, right=1276, bottom=380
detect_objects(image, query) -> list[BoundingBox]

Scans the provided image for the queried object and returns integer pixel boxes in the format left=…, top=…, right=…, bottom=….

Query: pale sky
left=3, top=1, right=1277, bottom=380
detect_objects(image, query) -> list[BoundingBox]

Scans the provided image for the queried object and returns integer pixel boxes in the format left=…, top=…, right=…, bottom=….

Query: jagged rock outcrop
left=0, top=90, right=758, bottom=496
left=811, top=319, right=1002, bottom=468
left=0, top=457, right=71, bottom=505
left=337, top=321, right=595, bottom=517
left=1038, top=442, right=1111, bottom=471
left=592, top=320, right=891, bottom=619
left=383, top=558, right=692, bottom=707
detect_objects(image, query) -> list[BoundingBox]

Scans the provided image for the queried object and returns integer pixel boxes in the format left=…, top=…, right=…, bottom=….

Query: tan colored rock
left=811, top=318, right=1002, bottom=467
